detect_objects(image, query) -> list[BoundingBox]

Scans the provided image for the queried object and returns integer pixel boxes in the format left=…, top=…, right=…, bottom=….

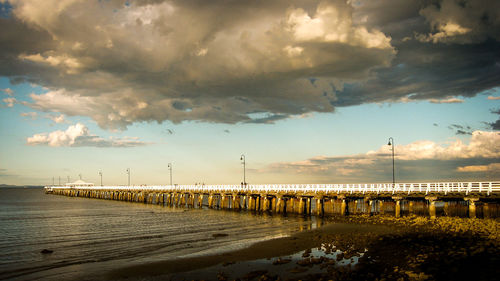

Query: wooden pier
left=45, top=182, right=500, bottom=218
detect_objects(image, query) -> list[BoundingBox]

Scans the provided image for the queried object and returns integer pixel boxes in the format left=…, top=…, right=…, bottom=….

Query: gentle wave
left=0, top=188, right=315, bottom=281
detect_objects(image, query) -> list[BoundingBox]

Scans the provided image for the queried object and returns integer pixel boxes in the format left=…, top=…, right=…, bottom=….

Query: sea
left=0, top=187, right=318, bottom=281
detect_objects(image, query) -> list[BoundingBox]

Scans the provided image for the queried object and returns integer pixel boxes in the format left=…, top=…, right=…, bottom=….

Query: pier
left=45, top=182, right=500, bottom=218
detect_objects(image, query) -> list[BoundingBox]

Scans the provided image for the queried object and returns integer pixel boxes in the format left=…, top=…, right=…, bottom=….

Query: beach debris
left=242, top=270, right=268, bottom=280
left=212, top=233, right=229, bottom=238
left=40, top=249, right=53, bottom=254
left=216, top=270, right=228, bottom=281
left=289, top=266, right=308, bottom=273
left=301, top=248, right=311, bottom=257
left=272, top=257, right=291, bottom=265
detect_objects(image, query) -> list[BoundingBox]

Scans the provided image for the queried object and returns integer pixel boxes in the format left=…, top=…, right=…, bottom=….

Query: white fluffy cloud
left=20, top=111, right=37, bottom=119
left=3, top=97, right=16, bottom=107
left=368, top=131, right=500, bottom=160
left=266, top=131, right=500, bottom=182
left=26, top=123, right=149, bottom=147
left=428, top=97, right=464, bottom=104
left=2, top=88, right=13, bottom=96
left=457, top=163, right=500, bottom=173
left=286, top=2, right=391, bottom=49
left=46, top=113, right=68, bottom=124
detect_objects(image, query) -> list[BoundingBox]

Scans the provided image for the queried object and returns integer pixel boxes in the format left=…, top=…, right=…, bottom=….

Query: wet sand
left=109, top=215, right=500, bottom=281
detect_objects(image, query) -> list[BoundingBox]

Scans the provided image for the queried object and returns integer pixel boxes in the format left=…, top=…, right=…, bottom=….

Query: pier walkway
left=45, top=181, right=500, bottom=218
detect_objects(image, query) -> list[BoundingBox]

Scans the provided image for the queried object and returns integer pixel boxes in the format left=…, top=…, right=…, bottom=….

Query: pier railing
left=45, top=181, right=500, bottom=196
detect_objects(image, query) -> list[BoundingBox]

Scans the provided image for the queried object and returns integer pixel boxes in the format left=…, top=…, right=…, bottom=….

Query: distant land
left=0, top=184, right=43, bottom=188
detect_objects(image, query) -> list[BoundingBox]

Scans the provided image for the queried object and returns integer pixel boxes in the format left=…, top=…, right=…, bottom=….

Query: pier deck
left=45, top=181, right=500, bottom=218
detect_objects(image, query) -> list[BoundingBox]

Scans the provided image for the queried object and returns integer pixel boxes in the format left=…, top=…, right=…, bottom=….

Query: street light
left=98, top=171, right=103, bottom=186
left=167, top=163, right=173, bottom=186
left=387, top=137, right=395, bottom=187
left=240, top=154, right=246, bottom=186
left=126, top=168, right=130, bottom=186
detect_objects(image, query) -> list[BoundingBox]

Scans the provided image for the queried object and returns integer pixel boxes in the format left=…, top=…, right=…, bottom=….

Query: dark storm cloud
left=1, top=0, right=499, bottom=129
left=489, top=109, right=500, bottom=130
left=448, top=124, right=473, bottom=135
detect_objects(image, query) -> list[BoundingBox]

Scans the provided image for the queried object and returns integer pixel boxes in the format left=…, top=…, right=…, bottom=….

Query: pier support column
left=306, top=198, right=311, bottom=215
left=261, top=196, right=269, bottom=212
left=248, top=196, right=254, bottom=210
left=208, top=194, right=214, bottom=208
left=379, top=200, right=385, bottom=215
left=368, top=199, right=374, bottom=216
left=271, top=197, right=276, bottom=212
left=483, top=203, right=490, bottom=218
left=276, top=196, right=284, bottom=213
left=465, top=197, right=479, bottom=218
left=392, top=196, right=403, bottom=218
left=287, top=198, right=295, bottom=213
left=339, top=196, right=349, bottom=216
left=181, top=194, right=187, bottom=207
left=443, top=201, right=449, bottom=216
left=298, top=198, right=305, bottom=214
left=220, top=195, right=227, bottom=209
left=198, top=194, right=204, bottom=208
left=175, top=193, right=181, bottom=207
left=408, top=201, right=414, bottom=215
left=316, top=198, right=324, bottom=216
left=426, top=196, right=438, bottom=219
left=232, top=194, right=241, bottom=210
left=164, top=193, right=170, bottom=205
left=324, top=198, right=334, bottom=215
left=242, top=195, right=247, bottom=209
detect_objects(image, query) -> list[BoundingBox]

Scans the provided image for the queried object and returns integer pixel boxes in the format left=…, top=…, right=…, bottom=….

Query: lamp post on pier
left=387, top=137, right=395, bottom=188
left=126, top=168, right=130, bottom=186
left=168, top=163, right=173, bottom=186
left=98, top=171, right=103, bottom=186
left=240, top=154, right=246, bottom=187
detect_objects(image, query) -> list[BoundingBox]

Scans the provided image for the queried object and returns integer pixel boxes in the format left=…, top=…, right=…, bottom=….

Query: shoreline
left=108, top=215, right=500, bottom=280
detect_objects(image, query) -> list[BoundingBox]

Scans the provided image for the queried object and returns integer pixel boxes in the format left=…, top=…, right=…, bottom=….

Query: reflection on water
left=0, top=188, right=318, bottom=281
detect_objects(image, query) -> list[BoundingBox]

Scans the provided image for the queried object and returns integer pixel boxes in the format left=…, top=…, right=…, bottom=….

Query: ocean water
left=0, top=188, right=317, bottom=281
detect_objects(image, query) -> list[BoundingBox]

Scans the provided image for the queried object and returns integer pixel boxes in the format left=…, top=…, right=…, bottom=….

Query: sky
left=0, top=0, right=499, bottom=186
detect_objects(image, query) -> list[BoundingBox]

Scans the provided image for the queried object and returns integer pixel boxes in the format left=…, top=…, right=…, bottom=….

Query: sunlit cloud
left=20, top=111, right=37, bottom=120
left=2, top=97, right=16, bottom=107
left=46, top=113, right=68, bottom=124
left=265, top=131, right=500, bottom=182
left=26, top=123, right=150, bottom=147
left=428, top=97, right=464, bottom=104
left=457, top=163, right=500, bottom=173
left=2, top=88, right=13, bottom=96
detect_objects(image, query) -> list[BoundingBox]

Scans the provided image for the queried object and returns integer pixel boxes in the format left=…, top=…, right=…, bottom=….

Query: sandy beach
left=109, top=215, right=500, bottom=281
